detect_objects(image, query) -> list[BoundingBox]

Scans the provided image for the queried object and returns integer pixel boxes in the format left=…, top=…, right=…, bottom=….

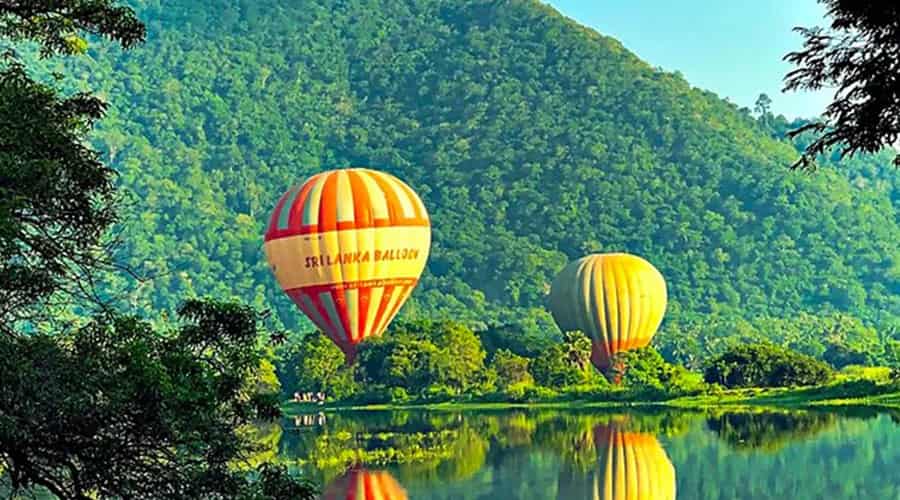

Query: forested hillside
left=38, top=0, right=899, bottom=360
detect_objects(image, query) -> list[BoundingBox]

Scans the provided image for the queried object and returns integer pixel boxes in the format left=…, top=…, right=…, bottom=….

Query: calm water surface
left=278, top=407, right=900, bottom=499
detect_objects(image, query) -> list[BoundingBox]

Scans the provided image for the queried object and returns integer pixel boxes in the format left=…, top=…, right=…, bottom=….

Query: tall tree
left=0, top=2, right=315, bottom=498
left=0, top=301, right=315, bottom=499
left=754, top=93, right=772, bottom=117
left=784, top=0, right=900, bottom=168
left=0, top=0, right=145, bottom=330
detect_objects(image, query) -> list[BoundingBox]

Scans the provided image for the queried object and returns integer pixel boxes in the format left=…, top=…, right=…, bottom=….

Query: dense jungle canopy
left=30, top=0, right=899, bottom=360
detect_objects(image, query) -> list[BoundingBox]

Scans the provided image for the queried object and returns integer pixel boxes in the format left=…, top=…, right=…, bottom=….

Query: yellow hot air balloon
left=264, top=168, right=431, bottom=362
left=593, top=422, right=677, bottom=500
left=547, top=253, right=667, bottom=374
left=320, top=468, right=408, bottom=500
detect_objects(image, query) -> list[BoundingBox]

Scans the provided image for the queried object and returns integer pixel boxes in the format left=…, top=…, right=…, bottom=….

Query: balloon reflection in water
left=591, top=422, right=676, bottom=500
left=320, top=468, right=407, bottom=500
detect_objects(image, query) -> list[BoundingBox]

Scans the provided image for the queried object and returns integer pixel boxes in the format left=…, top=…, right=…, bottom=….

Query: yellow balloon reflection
left=320, top=468, right=407, bottom=500
left=591, top=422, right=677, bottom=500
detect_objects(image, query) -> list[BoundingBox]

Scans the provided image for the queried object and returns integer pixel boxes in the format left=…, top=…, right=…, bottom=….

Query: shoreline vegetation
left=283, top=380, right=900, bottom=413
left=278, top=319, right=900, bottom=417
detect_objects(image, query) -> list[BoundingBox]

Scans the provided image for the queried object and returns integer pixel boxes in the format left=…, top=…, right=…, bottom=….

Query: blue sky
left=546, top=0, right=833, bottom=119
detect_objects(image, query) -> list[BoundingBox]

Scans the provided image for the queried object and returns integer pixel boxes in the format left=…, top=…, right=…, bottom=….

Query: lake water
left=279, top=407, right=900, bottom=499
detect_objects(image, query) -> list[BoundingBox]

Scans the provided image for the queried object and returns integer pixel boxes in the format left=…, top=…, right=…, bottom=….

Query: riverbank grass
left=284, top=376, right=900, bottom=413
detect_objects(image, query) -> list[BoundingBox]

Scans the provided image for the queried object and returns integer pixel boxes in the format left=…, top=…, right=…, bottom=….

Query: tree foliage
left=784, top=0, right=900, bottom=167
left=490, top=349, right=533, bottom=389
left=0, top=0, right=148, bottom=331
left=0, top=0, right=145, bottom=57
left=0, top=59, right=121, bottom=328
left=0, top=1, right=315, bottom=497
left=355, top=320, right=488, bottom=398
left=25, top=0, right=895, bottom=350
left=530, top=346, right=590, bottom=389
left=0, top=300, right=316, bottom=499
left=281, top=331, right=359, bottom=399
left=704, top=343, right=834, bottom=388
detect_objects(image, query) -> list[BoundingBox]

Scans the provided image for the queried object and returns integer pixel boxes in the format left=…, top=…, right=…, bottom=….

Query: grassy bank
left=283, top=379, right=900, bottom=413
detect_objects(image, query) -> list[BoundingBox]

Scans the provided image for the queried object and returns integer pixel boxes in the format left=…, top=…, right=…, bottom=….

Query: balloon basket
left=601, top=359, right=627, bottom=386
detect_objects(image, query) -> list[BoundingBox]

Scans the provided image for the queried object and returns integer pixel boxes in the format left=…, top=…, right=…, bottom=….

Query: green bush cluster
left=280, top=322, right=714, bottom=404
left=704, top=343, right=834, bottom=388
left=280, top=320, right=900, bottom=404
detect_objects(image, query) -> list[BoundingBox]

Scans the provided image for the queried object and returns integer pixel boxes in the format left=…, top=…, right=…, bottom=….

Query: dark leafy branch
left=0, top=0, right=145, bottom=56
left=784, top=0, right=900, bottom=168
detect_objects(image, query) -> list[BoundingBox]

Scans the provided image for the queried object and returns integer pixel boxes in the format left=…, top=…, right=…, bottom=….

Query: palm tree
left=562, top=330, right=592, bottom=373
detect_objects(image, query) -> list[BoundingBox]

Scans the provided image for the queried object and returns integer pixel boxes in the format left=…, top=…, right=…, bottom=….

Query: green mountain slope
left=47, top=0, right=899, bottom=345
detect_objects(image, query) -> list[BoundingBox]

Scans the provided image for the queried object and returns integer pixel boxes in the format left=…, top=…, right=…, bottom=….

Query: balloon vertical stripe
left=371, top=285, right=400, bottom=339
left=318, top=174, right=339, bottom=232
left=363, top=286, right=384, bottom=341
left=268, top=187, right=293, bottom=232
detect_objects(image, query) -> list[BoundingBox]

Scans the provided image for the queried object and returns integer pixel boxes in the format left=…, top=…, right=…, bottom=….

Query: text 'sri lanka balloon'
left=547, top=253, right=667, bottom=372
left=320, top=468, right=408, bottom=500
left=593, top=422, right=677, bottom=500
left=264, top=168, right=430, bottom=362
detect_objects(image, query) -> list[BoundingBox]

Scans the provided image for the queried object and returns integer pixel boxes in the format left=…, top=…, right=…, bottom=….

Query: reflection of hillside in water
left=556, top=420, right=676, bottom=500
left=320, top=468, right=407, bottom=500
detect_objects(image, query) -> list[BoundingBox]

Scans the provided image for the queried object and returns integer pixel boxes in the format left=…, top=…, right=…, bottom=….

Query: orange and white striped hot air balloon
left=264, top=168, right=430, bottom=363
left=547, top=253, right=667, bottom=376
left=320, top=468, right=408, bottom=500
left=593, top=422, right=677, bottom=500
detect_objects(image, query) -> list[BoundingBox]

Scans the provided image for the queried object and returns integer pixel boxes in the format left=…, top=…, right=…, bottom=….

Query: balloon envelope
left=264, top=168, right=431, bottom=362
left=547, top=253, right=667, bottom=371
left=320, top=468, right=407, bottom=500
left=593, top=422, right=677, bottom=500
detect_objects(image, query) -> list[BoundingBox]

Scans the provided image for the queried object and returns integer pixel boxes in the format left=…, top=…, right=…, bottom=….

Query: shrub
left=388, top=387, right=410, bottom=403
left=613, top=347, right=708, bottom=397
left=490, top=349, right=533, bottom=389
left=421, top=384, right=456, bottom=403
left=501, top=381, right=532, bottom=402
left=531, top=345, right=588, bottom=388
left=349, top=385, right=394, bottom=405
left=560, top=384, right=610, bottom=400
left=522, top=385, right=558, bottom=402
left=704, top=343, right=834, bottom=388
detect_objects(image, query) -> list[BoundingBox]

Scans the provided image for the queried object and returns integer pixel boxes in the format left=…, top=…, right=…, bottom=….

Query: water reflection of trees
left=279, top=411, right=488, bottom=483
left=277, top=407, right=896, bottom=494
left=279, top=409, right=694, bottom=490
left=705, top=410, right=838, bottom=452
